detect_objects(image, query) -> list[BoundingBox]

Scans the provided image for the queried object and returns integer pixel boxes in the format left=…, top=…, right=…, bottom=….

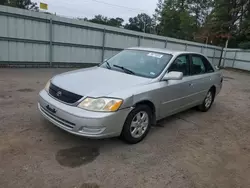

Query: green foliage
left=208, top=0, right=250, bottom=48
left=83, top=13, right=155, bottom=34
left=83, top=15, right=124, bottom=27
left=124, top=13, right=154, bottom=33
left=155, top=0, right=250, bottom=48
left=157, top=0, right=196, bottom=40
left=1, top=0, right=38, bottom=10
left=0, top=0, right=7, bottom=5
left=238, top=41, right=250, bottom=49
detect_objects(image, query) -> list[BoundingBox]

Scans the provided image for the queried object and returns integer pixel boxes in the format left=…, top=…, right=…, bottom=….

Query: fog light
left=78, top=126, right=106, bottom=133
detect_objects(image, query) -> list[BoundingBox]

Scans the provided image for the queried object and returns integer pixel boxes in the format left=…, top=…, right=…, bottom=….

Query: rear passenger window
left=202, top=57, right=214, bottom=73
left=168, top=55, right=189, bottom=76
left=190, top=55, right=214, bottom=75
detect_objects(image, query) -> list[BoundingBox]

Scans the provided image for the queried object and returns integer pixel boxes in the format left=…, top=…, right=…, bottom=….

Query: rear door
left=188, top=54, right=215, bottom=103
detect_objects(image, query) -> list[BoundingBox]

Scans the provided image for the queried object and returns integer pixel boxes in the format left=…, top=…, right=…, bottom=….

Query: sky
left=33, top=0, right=158, bottom=22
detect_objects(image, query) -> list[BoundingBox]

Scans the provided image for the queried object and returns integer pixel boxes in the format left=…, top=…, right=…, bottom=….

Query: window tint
left=202, top=57, right=214, bottom=73
left=191, top=56, right=206, bottom=75
left=168, top=55, right=189, bottom=76
left=190, top=55, right=214, bottom=75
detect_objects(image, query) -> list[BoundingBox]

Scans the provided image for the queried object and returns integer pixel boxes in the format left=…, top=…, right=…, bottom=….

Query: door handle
left=189, top=83, right=194, bottom=86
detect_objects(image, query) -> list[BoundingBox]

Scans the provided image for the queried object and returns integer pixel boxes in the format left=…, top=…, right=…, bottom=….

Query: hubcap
left=205, top=91, right=212, bottom=108
left=130, top=111, right=149, bottom=138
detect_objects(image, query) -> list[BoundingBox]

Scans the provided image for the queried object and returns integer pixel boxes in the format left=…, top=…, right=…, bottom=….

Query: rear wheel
left=198, top=89, right=215, bottom=112
left=121, top=105, right=152, bottom=144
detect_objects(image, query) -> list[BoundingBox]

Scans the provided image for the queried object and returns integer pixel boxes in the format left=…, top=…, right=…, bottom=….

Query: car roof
left=127, top=47, right=204, bottom=56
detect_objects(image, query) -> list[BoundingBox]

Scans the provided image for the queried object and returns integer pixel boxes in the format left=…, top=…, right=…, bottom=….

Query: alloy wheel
left=130, top=111, right=149, bottom=138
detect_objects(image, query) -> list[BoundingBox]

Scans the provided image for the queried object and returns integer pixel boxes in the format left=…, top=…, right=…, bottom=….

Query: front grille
left=49, top=83, right=83, bottom=104
left=40, top=105, right=75, bottom=129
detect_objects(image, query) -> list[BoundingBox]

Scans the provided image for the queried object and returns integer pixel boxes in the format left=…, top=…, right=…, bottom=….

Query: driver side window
left=168, top=55, right=189, bottom=76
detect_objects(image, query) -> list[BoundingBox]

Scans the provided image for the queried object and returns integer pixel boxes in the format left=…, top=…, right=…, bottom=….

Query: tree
left=156, top=0, right=196, bottom=40
left=0, top=0, right=7, bottom=5
left=1, top=0, right=38, bottom=10
left=153, top=0, right=250, bottom=48
left=107, top=17, right=124, bottom=27
left=188, top=0, right=214, bottom=29
left=153, top=0, right=163, bottom=25
left=12, top=0, right=38, bottom=10
left=238, top=0, right=250, bottom=48
left=124, top=13, right=154, bottom=33
left=153, top=0, right=166, bottom=34
left=83, top=15, right=124, bottom=28
left=202, top=0, right=250, bottom=47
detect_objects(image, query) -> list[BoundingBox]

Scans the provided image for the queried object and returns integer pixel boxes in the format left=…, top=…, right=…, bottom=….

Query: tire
left=198, top=89, right=215, bottom=112
left=121, top=105, right=152, bottom=144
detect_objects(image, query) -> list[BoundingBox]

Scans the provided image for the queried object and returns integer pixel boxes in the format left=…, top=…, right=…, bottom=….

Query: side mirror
left=162, top=71, right=183, bottom=81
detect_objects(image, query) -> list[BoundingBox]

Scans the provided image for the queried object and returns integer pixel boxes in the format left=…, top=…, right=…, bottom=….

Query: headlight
left=78, top=97, right=123, bottom=112
left=45, top=80, right=51, bottom=92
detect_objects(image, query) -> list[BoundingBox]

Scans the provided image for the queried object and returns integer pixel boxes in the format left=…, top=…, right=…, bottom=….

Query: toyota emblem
left=56, top=91, right=62, bottom=97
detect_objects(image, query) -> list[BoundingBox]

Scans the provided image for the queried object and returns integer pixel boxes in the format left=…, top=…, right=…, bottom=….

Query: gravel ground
left=0, top=68, right=250, bottom=188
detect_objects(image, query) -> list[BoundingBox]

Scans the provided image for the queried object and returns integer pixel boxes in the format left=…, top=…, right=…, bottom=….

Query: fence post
left=221, top=39, right=229, bottom=68
left=165, top=40, right=168, bottom=48
left=218, top=47, right=224, bottom=67
left=138, top=36, right=140, bottom=46
left=200, top=46, right=203, bottom=53
left=212, top=48, right=216, bottom=64
left=101, top=29, right=106, bottom=62
left=185, top=43, right=187, bottom=51
left=222, top=49, right=227, bottom=67
left=232, top=51, right=237, bottom=68
left=49, top=17, right=53, bottom=67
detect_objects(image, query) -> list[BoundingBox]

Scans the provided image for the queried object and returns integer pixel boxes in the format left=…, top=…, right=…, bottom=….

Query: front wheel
left=121, top=105, right=152, bottom=144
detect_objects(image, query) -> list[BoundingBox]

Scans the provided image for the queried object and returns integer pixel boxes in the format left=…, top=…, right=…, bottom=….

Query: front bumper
left=38, top=90, right=131, bottom=138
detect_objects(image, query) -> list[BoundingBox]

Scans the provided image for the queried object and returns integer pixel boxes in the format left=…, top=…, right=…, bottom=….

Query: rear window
left=190, top=55, right=214, bottom=75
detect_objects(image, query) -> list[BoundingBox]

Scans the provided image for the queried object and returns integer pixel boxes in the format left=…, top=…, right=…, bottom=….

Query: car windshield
left=100, top=49, right=172, bottom=78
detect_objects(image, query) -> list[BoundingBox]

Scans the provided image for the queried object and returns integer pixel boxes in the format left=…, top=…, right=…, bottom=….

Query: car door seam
left=162, top=89, right=207, bottom=105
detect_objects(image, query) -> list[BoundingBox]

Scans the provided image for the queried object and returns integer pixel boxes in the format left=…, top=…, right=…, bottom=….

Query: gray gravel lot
left=0, top=68, right=250, bottom=188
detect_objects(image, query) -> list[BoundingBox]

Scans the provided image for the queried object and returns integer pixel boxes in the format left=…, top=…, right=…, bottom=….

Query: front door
left=159, top=54, right=194, bottom=118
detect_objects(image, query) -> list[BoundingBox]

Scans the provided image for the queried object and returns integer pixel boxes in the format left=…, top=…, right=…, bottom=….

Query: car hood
left=51, top=67, right=152, bottom=97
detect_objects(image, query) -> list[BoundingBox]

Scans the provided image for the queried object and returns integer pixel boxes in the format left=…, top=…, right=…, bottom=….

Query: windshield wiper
left=104, top=60, right=111, bottom=69
left=113, top=64, right=135, bottom=75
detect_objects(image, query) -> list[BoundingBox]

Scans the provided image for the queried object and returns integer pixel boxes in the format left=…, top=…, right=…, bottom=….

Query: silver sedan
left=38, top=47, right=223, bottom=144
